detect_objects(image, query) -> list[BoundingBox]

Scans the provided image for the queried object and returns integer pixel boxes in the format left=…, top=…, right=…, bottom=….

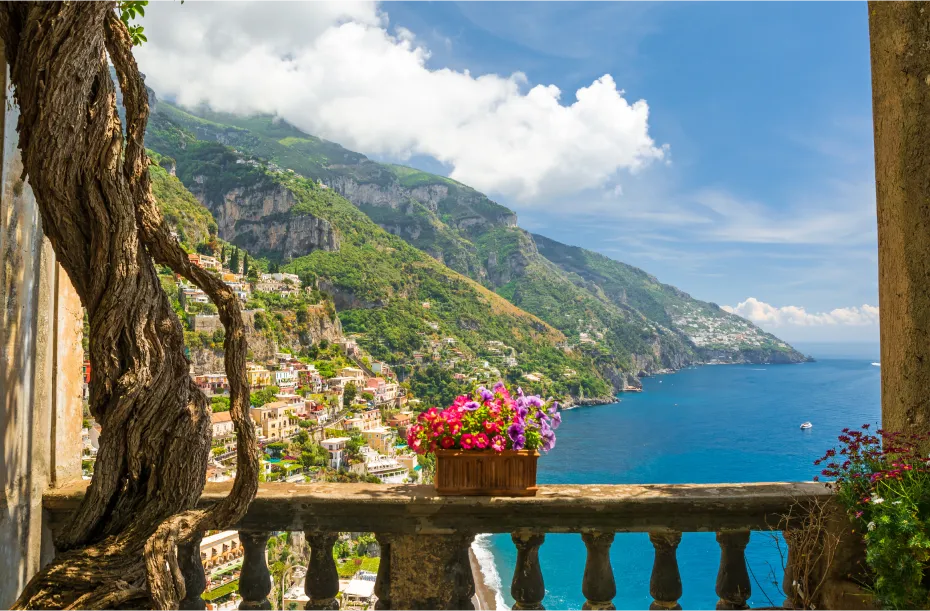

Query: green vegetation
left=203, top=579, right=239, bottom=602
left=337, top=556, right=380, bottom=579
left=148, top=151, right=217, bottom=251
left=142, top=91, right=806, bottom=407
left=250, top=385, right=280, bottom=408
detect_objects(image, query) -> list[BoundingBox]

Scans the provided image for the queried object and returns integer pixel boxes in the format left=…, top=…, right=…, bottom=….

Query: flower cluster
left=406, top=382, right=560, bottom=455
left=816, top=425, right=930, bottom=609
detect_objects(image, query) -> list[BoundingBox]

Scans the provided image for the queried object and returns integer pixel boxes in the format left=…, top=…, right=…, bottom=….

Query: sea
left=471, top=342, right=882, bottom=610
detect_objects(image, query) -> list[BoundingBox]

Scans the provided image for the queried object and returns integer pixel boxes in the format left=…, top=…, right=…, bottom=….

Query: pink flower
left=424, top=407, right=440, bottom=422
left=461, top=434, right=475, bottom=450
left=448, top=420, right=463, bottom=435
left=475, top=433, right=489, bottom=449
left=441, top=436, right=456, bottom=449
left=491, top=435, right=506, bottom=452
left=410, top=438, right=423, bottom=453
left=483, top=420, right=500, bottom=435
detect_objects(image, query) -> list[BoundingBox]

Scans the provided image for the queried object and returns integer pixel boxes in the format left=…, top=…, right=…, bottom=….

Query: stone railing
left=43, top=481, right=831, bottom=610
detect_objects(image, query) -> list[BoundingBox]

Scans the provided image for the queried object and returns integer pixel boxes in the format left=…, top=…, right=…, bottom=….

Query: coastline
left=470, top=536, right=506, bottom=611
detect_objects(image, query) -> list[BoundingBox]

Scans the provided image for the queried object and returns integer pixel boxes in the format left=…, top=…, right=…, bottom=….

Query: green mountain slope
left=145, top=107, right=614, bottom=401
left=144, top=95, right=809, bottom=390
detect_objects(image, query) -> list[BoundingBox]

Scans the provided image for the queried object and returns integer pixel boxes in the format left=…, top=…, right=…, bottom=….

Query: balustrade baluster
left=178, top=531, right=206, bottom=610
left=581, top=531, right=616, bottom=610
left=374, top=533, right=392, bottom=610
left=648, top=530, right=682, bottom=611
left=238, top=531, right=272, bottom=610
left=781, top=530, right=802, bottom=610
left=716, top=530, right=751, bottom=610
left=304, top=531, right=340, bottom=610
left=511, top=531, right=546, bottom=610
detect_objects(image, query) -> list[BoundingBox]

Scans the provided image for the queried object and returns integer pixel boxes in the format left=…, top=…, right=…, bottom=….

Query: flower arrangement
left=407, top=381, right=560, bottom=455
left=816, top=424, right=930, bottom=609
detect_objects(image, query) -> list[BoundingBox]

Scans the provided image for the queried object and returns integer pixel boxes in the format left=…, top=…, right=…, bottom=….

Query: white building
left=321, top=437, right=351, bottom=470
left=342, top=571, right=377, bottom=610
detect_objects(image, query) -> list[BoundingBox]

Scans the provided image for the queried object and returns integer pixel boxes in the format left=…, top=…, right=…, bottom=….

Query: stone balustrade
left=43, top=481, right=830, bottom=610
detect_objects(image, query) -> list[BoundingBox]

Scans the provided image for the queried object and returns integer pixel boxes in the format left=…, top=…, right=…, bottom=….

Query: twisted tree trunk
left=0, top=3, right=259, bottom=609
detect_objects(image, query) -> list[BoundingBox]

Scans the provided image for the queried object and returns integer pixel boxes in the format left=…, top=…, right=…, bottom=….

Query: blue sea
left=473, top=343, right=881, bottom=610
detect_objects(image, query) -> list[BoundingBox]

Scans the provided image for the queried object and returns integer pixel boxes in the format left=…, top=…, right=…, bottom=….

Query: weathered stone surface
left=870, top=1, right=930, bottom=441
left=43, top=481, right=832, bottom=538
left=388, top=533, right=474, bottom=610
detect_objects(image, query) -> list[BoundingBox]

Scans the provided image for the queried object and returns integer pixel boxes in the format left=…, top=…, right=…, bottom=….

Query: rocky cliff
left=187, top=304, right=343, bottom=375
left=187, top=177, right=339, bottom=260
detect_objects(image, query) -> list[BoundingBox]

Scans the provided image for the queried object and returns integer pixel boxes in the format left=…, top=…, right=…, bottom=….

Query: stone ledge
left=44, top=481, right=831, bottom=535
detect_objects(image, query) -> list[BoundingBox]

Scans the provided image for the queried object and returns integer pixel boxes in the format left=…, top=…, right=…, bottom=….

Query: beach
left=470, top=545, right=502, bottom=610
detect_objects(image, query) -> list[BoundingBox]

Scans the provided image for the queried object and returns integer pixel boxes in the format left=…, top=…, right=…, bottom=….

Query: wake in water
left=471, top=535, right=509, bottom=610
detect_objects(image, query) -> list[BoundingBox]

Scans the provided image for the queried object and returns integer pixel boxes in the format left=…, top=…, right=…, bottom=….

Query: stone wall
left=0, top=47, right=84, bottom=607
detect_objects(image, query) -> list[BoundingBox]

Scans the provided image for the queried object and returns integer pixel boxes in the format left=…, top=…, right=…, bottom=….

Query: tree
left=243, top=252, right=250, bottom=276
left=211, top=396, right=231, bottom=413
left=0, top=4, right=258, bottom=608
left=344, top=382, right=358, bottom=405
left=269, top=261, right=280, bottom=274
left=229, top=246, right=240, bottom=274
left=251, top=385, right=281, bottom=408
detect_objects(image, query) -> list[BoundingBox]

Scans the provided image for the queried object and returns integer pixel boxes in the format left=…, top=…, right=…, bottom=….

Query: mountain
left=142, top=90, right=809, bottom=396
left=144, top=105, right=615, bottom=402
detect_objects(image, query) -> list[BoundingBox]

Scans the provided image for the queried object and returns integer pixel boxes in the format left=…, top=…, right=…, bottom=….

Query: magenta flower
left=440, top=436, right=456, bottom=449
left=491, top=435, right=506, bottom=452
left=461, top=434, right=475, bottom=450
left=475, top=433, right=489, bottom=449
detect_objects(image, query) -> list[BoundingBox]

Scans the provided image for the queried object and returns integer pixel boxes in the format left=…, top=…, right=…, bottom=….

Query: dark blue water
left=481, top=347, right=881, bottom=609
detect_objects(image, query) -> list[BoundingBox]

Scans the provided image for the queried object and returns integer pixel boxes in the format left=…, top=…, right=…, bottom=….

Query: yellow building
left=246, top=365, right=272, bottom=389
left=249, top=401, right=298, bottom=440
left=361, top=427, right=396, bottom=455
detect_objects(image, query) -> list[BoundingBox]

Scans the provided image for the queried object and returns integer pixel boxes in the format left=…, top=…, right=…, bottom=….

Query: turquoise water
left=482, top=346, right=881, bottom=609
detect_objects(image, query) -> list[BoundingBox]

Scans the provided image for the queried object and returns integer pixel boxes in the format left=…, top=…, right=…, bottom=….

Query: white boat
left=871, top=362, right=881, bottom=367
left=800, top=421, right=813, bottom=430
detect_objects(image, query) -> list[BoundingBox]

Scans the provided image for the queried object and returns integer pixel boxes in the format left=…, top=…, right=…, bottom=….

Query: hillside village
left=79, top=250, right=574, bottom=610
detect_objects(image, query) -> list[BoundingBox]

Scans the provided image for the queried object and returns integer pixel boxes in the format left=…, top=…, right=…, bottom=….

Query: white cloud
left=135, top=1, right=666, bottom=201
left=722, top=297, right=879, bottom=327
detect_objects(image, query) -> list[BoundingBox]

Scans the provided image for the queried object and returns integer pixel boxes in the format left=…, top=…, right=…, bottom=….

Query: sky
left=135, top=1, right=879, bottom=344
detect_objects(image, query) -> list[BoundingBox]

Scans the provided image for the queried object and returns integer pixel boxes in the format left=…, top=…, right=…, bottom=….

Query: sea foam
left=471, top=534, right=508, bottom=610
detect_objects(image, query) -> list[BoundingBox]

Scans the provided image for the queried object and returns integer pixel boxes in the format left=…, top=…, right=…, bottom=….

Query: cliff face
left=188, top=179, right=339, bottom=260
left=188, top=305, right=343, bottom=375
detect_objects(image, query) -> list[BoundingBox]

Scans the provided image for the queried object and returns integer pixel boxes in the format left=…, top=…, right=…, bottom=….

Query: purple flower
left=541, top=430, right=556, bottom=453
left=479, top=387, right=494, bottom=402
left=548, top=402, right=560, bottom=415
left=463, top=401, right=481, bottom=411
left=513, top=434, right=526, bottom=451
left=550, top=411, right=562, bottom=430
left=493, top=381, right=506, bottom=394
left=515, top=405, right=529, bottom=420
left=516, top=387, right=525, bottom=397
left=527, top=396, right=543, bottom=408
left=508, top=422, right=525, bottom=442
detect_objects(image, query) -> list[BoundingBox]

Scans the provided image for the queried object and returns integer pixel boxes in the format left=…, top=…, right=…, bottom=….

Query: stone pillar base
left=388, top=533, right=474, bottom=610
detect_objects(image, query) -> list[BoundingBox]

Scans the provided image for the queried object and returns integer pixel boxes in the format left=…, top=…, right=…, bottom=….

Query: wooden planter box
left=434, top=450, right=539, bottom=496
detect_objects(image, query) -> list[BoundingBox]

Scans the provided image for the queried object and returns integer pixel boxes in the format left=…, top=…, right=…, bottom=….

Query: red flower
left=440, top=436, right=456, bottom=449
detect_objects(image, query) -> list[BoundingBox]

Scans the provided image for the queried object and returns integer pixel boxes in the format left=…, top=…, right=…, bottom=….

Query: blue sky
left=138, top=1, right=879, bottom=343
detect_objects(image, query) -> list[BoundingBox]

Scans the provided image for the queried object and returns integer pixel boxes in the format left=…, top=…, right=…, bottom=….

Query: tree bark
left=0, top=3, right=258, bottom=609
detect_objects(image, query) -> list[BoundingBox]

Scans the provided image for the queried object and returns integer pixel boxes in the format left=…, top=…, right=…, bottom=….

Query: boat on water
left=871, top=362, right=881, bottom=367
left=800, top=421, right=813, bottom=430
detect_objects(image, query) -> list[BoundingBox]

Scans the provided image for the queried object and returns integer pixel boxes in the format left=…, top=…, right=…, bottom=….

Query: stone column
left=870, top=1, right=930, bottom=438
left=0, top=45, right=84, bottom=606
left=387, top=533, right=475, bottom=610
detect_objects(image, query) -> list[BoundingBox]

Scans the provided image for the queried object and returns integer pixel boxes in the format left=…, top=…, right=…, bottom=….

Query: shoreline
left=469, top=547, right=500, bottom=611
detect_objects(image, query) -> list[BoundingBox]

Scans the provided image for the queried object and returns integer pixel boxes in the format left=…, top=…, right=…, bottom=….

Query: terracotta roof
left=211, top=411, right=232, bottom=424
